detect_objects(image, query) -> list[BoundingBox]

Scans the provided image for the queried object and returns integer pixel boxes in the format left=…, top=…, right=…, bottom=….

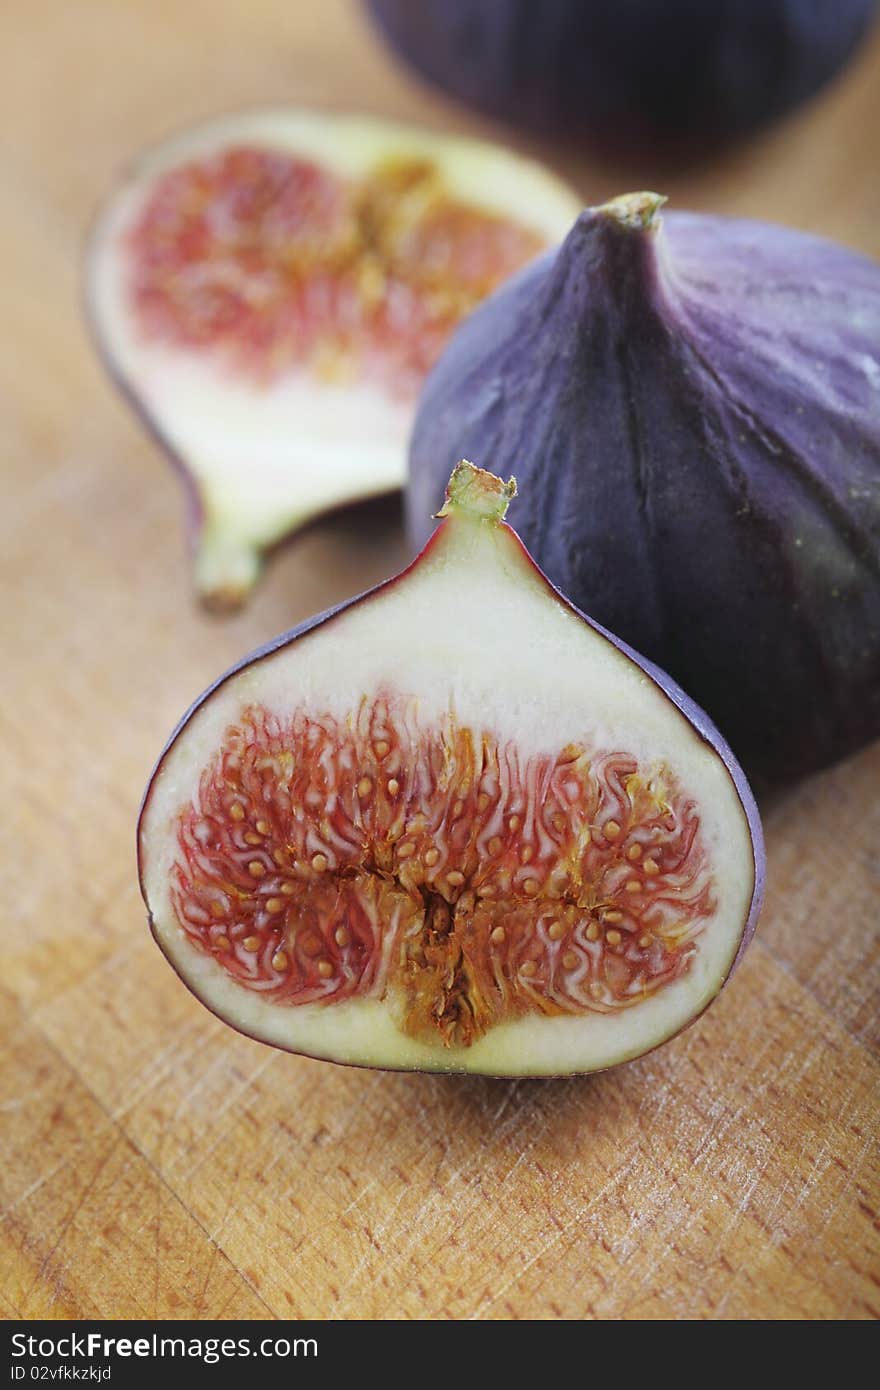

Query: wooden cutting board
left=2, top=0, right=878, bottom=1321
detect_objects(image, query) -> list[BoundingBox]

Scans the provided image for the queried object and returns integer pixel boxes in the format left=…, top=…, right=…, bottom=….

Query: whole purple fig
left=367, top=0, right=877, bottom=155
left=407, top=194, right=880, bottom=784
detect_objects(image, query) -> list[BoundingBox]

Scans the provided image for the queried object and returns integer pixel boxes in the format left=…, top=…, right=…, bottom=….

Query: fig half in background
left=87, top=110, right=580, bottom=607
left=367, top=0, right=877, bottom=157
left=139, top=462, right=763, bottom=1076
left=409, top=194, right=880, bottom=785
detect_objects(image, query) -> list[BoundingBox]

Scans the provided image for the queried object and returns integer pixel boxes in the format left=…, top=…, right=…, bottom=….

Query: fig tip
left=597, top=191, right=667, bottom=231
left=435, top=460, right=517, bottom=524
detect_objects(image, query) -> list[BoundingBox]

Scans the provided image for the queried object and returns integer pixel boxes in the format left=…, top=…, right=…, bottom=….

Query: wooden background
left=2, top=0, right=879, bottom=1321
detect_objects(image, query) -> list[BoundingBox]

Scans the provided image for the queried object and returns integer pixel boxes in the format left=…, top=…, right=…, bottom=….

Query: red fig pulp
left=139, top=463, right=763, bottom=1075
left=87, top=111, right=580, bottom=606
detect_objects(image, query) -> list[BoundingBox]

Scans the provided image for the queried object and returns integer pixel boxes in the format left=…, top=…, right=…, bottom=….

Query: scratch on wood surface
left=178, top=1050, right=279, bottom=1180
left=2, top=1143, right=102, bottom=1221
left=342, top=1184, right=415, bottom=1291
left=119, top=1016, right=205, bottom=1104
left=459, top=1145, right=647, bottom=1314
left=195, top=1226, right=224, bottom=1313
left=19, top=1130, right=123, bottom=1317
left=1, top=993, right=277, bottom=1319
left=468, top=1204, right=603, bottom=1319
left=340, top=1180, right=378, bottom=1217
left=489, top=1079, right=523, bottom=1126
left=152, top=1163, right=161, bottom=1317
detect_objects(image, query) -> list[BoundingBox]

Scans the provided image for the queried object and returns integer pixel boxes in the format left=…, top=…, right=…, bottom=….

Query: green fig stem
left=597, top=191, right=667, bottom=231
left=436, top=460, right=517, bottom=525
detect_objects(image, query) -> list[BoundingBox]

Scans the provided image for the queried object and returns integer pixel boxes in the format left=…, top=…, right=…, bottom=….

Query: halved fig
left=138, top=463, right=763, bottom=1076
left=87, top=110, right=580, bottom=607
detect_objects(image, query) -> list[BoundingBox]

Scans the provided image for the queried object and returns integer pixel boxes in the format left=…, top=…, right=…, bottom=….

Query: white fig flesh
left=139, top=464, right=763, bottom=1075
left=87, top=111, right=581, bottom=605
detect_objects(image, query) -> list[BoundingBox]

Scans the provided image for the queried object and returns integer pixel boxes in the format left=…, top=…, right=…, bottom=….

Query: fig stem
left=597, top=191, right=667, bottom=231
left=436, top=460, right=517, bottom=525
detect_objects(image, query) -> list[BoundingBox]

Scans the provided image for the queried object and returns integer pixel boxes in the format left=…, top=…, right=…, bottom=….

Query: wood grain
left=1, top=0, right=878, bottom=1321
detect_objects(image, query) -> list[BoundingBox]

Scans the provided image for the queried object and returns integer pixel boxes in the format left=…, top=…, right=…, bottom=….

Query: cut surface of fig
left=88, top=110, right=580, bottom=606
left=139, top=463, right=763, bottom=1075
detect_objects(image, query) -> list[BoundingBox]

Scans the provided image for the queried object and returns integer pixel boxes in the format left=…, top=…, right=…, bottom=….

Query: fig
left=138, top=461, right=763, bottom=1076
left=87, top=110, right=580, bottom=607
left=367, top=0, right=877, bottom=157
left=409, top=194, right=880, bottom=785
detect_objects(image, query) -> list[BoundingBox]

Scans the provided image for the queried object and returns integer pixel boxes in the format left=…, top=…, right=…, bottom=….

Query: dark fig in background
left=87, top=110, right=579, bottom=607
left=408, top=195, right=880, bottom=785
left=139, top=463, right=762, bottom=1075
left=368, top=0, right=877, bottom=157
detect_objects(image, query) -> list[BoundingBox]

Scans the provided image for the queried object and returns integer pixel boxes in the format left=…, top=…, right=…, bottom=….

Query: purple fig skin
left=367, top=0, right=876, bottom=156
left=407, top=201, right=880, bottom=785
left=138, top=504, right=764, bottom=1075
